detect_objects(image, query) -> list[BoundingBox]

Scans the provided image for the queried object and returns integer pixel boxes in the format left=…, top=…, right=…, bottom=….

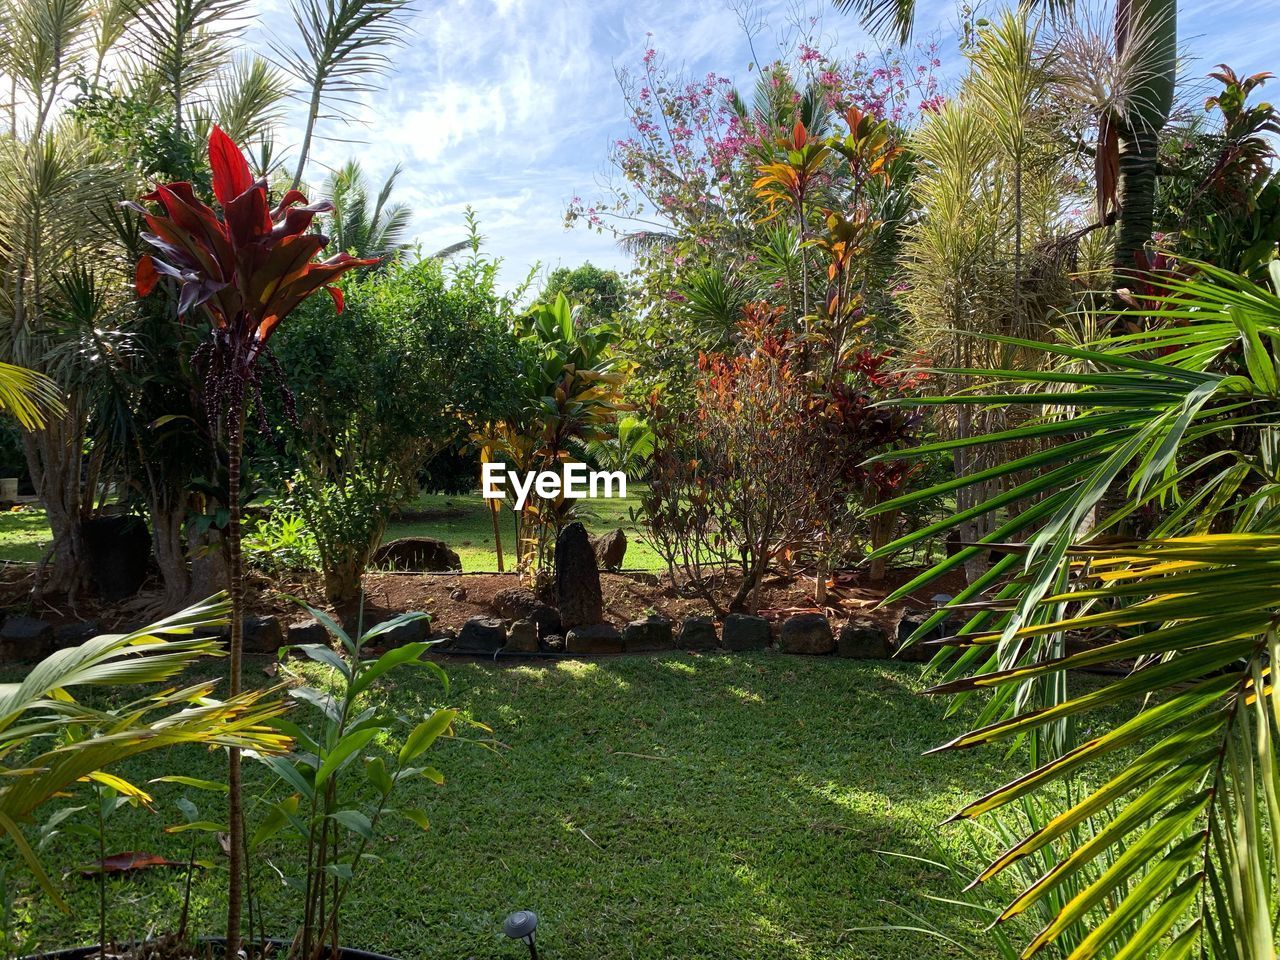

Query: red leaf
left=208, top=125, right=255, bottom=207
left=135, top=256, right=158, bottom=296
left=326, top=285, right=344, bottom=313
left=80, top=851, right=184, bottom=876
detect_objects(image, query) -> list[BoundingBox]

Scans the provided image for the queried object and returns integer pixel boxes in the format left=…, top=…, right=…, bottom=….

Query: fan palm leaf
left=865, top=261, right=1280, bottom=956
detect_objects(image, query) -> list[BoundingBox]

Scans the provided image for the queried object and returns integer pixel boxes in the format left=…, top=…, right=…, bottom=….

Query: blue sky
left=255, top=0, right=1280, bottom=292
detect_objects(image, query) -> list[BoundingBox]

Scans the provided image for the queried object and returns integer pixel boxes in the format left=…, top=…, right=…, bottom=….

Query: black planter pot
left=24, top=940, right=399, bottom=960
left=80, top=514, right=152, bottom=600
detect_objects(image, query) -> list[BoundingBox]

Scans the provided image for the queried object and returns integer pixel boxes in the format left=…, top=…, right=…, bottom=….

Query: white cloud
left=249, top=0, right=1279, bottom=293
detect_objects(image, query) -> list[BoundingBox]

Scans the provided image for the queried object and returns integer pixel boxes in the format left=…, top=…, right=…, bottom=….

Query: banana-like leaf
left=0, top=595, right=293, bottom=910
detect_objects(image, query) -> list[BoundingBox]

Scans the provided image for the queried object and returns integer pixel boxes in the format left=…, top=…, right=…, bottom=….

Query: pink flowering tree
left=568, top=35, right=943, bottom=399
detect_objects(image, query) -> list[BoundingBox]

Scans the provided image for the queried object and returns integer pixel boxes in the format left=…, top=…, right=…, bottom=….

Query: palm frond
left=208, top=54, right=292, bottom=145
left=872, top=260, right=1280, bottom=956
left=0, top=594, right=293, bottom=910
left=0, top=361, right=64, bottom=429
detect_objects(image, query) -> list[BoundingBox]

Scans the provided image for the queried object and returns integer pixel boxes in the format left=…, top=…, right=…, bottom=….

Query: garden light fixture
left=503, top=909, right=539, bottom=959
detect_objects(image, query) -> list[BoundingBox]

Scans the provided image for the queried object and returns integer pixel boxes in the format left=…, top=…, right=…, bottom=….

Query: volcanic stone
left=54, top=619, right=100, bottom=649
left=373, top=614, right=431, bottom=648
left=566, top=623, right=624, bottom=654
left=722, top=614, right=770, bottom=651
left=779, top=613, right=835, bottom=655
left=505, top=618, right=539, bottom=653
left=457, top=617, right=507, bottom=653
left=677, top=616, right=718, bottom=651
left=372, top=537, right=461, bottom=572
left=895, top=612, right=936, bottom=663
left=837, top=618, right=890, bottom=659
left=590, top=528, right=628, bottom=570
left=287, top=618, right=330, bottom=647
left=555, top=522, right=603, bottom=630
left=244, top=616, right=284, bottom=654
left=0, top=616, right=54, bottom=662
left=621, top=616, right=673, bottom=652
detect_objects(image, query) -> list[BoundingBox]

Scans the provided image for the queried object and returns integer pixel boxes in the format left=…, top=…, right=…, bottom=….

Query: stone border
left=0, top=607, right=945, bottom=666
left=431, top=609, right=943, bottom=662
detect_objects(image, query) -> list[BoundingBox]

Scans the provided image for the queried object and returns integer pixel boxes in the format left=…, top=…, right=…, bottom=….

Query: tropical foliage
left=271, top=245, right=520, bottom=601
left=473, top=293, right=629, bottom=573
left=254, top=605, right=464, bottom=960
left=134, top=125, right=374, bottom=949
left=0, top=596, right=290, bottom=911
left=867, top=261, right=1280, bottom=956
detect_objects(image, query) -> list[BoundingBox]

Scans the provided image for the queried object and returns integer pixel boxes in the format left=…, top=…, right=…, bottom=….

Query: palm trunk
left=23, top=411, right=90, bottom=598
left=1111, top=121, right=1161, bottom=284
left=225, top=398, right=246, bottom=955
left=1111, top=0, right=1176, bottom=287
left=150, top=497, right=192, bottom=611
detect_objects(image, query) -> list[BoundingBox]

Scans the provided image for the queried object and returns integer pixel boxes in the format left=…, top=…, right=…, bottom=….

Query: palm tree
left=276, top=0, right=413, bottom=191
left=833, top=0, right=1177, bottom=287
left=324, top=159, right=413, bottom=261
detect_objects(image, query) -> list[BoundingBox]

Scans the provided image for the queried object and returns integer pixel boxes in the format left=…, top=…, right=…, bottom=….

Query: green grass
left=7, top=654, right=1011, bottom=959
left=0, top=490, right=665, bottom=572
left=389, top=489, right=664, bottom=572
left=0, top=508, right=51, bottom=563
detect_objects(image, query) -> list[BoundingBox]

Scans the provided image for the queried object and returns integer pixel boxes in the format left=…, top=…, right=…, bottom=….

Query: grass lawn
left=0, top=508, right=52, bottom=563
left=390, top=489, right=664, bottom=572
left=0, top=490, right=665, bottom=572
left=7, top=654, right=1014, bottom=960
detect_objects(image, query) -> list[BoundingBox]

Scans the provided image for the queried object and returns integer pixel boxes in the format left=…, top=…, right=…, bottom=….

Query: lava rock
left=287, top=618, right=330, bottom=647
left=590, top=528, right=628, bottom=571
left=837, top=618, right=890, bottom=659
left=449, top=586, right=468, bottom=602
left=677, top=616, right=718, bottom=651
left=505, top=618, right=539, bottom=653
left=429, top=628, right=457, bottom=648
left=543, top=634, right=565, bottom=653
left=555, top=522, right=603, bottom=630
left=456, top=617, right=507, bottom=653
left=54, top=619, right=100, bottom=649
left=492, top=587, right=540, bottom=620
left=372, top=537, right=461, bottom=572
left=528, top=604, right=562, bottom=641
left=0, top=615, right=55, bottom=662
left=373, top=614, right=431, bottom=648
left=779, top=613, right=835, bottom=655
left=244, top=616, right=284, bottom=654
left=895, top=612, right=937, bottom=663
left=621, top=616, right=673, bottom=652
left=565, top=623, right=624, bottom=654
left=722, top=614, right=770, bottom=651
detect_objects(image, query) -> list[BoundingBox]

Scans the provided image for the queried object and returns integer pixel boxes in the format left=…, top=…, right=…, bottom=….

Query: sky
left=252, top=0, right=1280, bottom=293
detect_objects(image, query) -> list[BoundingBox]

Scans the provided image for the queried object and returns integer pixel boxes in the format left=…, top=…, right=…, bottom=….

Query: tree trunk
left=22, top=412, right=90, bottom=598
left=150, top=498, right=192, bottom=611
left=322, top=556, right=363, bottom=607
left=1110, top=0, right=1176, bottom=287
left=1111, top=121, right=1161, bottom=284
left=952, top=407, right=990, bottom=585
left=225, top=400, right=246, bottom=955
left=868, top=506, right=897, bottom=582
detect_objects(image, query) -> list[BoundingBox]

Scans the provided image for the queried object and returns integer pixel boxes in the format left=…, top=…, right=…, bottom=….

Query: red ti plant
left=132, top=126, right=375, bottom=951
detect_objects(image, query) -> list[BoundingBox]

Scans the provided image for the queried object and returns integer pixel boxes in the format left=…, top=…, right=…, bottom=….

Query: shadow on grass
left=12, top=654, right=1001, bottom=960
